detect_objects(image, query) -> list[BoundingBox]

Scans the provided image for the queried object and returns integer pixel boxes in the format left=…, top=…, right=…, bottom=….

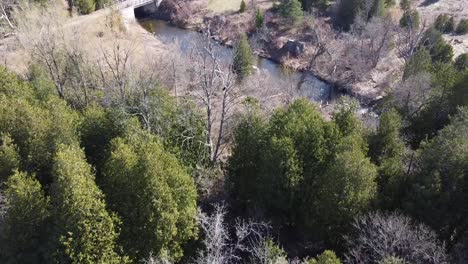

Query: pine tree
left=239, top=0, right=247, bottom=13
left=280, top=0, right=304, bottom=24
left=0, top=134, right=19, bottom=182
left=255, top=8, right=264, bottom=29
left=233, top=34, right=254, bottom=80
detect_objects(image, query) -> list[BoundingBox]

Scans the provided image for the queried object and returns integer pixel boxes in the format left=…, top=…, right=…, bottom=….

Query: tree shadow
left=419, top=0, right=440, bottom=7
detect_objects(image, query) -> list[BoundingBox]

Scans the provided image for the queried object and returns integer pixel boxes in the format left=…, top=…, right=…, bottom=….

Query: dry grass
left=207, top=0, right=249, bottom=12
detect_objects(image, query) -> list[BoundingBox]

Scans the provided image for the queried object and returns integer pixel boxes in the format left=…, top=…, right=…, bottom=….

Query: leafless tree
left=389, top=72, right=432, bottom=118
left=395, top=19, right=428, bottom=63
left=97, top=38, right=134, bottom=103
left=188, top=32, right=240, bottom=163
left=345, top=211, right=448, bottom=264
left=0, top=0, right=21, bottom=36
left=344, top=17, right=395, bottom=82
left=195, top=204, right=271, bottom=264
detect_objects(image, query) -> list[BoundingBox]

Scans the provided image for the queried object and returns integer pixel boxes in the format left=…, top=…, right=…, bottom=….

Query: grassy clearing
left=207, top=0, right=249, bottom=12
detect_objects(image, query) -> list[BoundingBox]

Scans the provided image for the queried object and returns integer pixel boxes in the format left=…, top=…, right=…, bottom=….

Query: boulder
left=281, top=39, right=306, bottom=57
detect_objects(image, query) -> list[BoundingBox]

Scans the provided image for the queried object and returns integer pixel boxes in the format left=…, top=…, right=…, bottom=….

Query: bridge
left=114, top=0, right=162, bottom=22
left=114, top=0, right=162, bottom=10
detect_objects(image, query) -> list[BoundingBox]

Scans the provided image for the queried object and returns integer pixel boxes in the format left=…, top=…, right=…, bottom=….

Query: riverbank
left=144, top=0, right=396, bottom=105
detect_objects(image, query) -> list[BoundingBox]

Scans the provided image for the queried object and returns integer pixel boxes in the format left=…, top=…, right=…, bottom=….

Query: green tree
left=421, top=27, right=454, bottom=63
left=0, top=68, right=79, bottom=184
left=233, top=34, right=254, bottom=80
left=50, top=144, right=123, bottom=263
left=400, top=9, right=420, bottom=30
left=239, top=0, right=247, bottom=12
left=434, top=14, right=454, bottom=33
left=102, top=131, right=198, bottom=261
left=456, top=19, right=468, bottom=35
left=369, top=109, right=406, bottom=209
left=0, top=134, right=19, bottom=183
left=454, top=53, right=468, bottom=71
left=407, top=107, right=468, bottom=241
left=255, top=8, right=264, bottom=28
left=0, top=171, right=50, bottom=263
left=280, top=0, right=304, bottom=24
left=403, top=48, right=432, bottom=79
left=307, top=250, right=342, bottom=264
left=315, top=134, right=377, bottom=242
left=378, top=257, right=405, bottom=264
left=227, top=99, right=268, bottom=213
left=74, top=0, right=95, bottom=14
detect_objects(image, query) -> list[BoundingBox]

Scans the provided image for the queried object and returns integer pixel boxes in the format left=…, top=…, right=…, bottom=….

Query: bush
left=434, top=14, right=455, bottom=33
left=456, top=19, right=468, bottom=35
left=454, top=53, right=468, bottom=71
left=400, top=9, right=420, bottom=30
left=240, top=0, right=247, bottom=13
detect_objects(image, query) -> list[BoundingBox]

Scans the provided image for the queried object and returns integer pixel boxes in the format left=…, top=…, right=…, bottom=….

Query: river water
left=138, top=19, right=339, bottom=104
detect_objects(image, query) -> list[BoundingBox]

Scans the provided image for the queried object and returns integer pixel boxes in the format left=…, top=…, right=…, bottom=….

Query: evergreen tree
left=369, top=109, right=406, bottom=209
left=239, top=0, right=247, bottom=13
left=456, top=19, right=468, bottom=35
left=407, top=107, right=468, bottom=241
left=421, top=27, right=454, bottom=63
left=308, top=250, right=342, bottom=264
left=280, top=0, right=304, bottom=24
left=0, top=171, right=50, bottom=263
left=403, top=47, right=432, bottom=79
left=228, top=98, right=268, bottom=213
left=102, top=131, right=198, bottom=261
left=315, top=133, right=377, bottom=243
left=233, top=34, right=254, bottom=80
left=255, top=8, right=264, bottom=29
left=50, top=144, right=123, bottom=263
left=74, top=0, right=95, bottom=14
left=400, top=9, right=420, bottom=30
left=454, top=53, right=468, bottom=71
left=0, top=134, right=19, bottom=183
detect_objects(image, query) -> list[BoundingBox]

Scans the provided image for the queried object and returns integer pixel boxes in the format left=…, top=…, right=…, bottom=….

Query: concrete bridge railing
left=114, top=0, right=161, bottom=9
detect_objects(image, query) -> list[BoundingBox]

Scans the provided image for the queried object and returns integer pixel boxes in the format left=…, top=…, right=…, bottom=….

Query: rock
left=281, top=39, right=306, bottom=57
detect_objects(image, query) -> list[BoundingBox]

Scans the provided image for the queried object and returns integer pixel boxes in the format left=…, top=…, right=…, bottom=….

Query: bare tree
left=389, top=72, right=432, bottom=118
left=395, top=19, right=428, bottom=62
left=346, top=211, right=448, bottom=264
left=188, top=32, right=240, bottom=163
left=97, top=38, right=134, bottom=103
left=195, top=204, right=270, bottom=264
left=0, top=0, right=15, bottom=31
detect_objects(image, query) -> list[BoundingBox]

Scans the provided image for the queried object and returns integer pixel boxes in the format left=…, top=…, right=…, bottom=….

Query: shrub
left=400, top=9, right=420, bottom=30
left=456, top=19, right=468, bottom=35
left=454, top=53, right=468, bottom=71
left=434, top=14, right=455, bottom=33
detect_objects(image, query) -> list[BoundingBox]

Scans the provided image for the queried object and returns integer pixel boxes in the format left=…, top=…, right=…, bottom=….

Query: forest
left=0, top=0, right=467, bottom=263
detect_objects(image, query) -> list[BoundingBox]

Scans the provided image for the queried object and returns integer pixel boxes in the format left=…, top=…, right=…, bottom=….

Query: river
left=137, top=19, right=340, bottom=104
